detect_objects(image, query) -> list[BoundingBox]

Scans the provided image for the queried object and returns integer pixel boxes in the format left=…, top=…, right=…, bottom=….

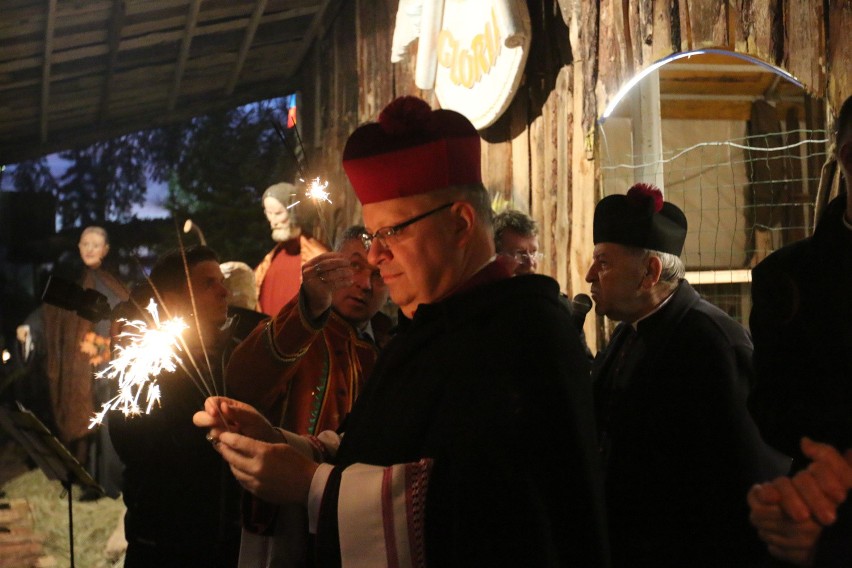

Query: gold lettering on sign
left=436, top=6, right=502, bottom=89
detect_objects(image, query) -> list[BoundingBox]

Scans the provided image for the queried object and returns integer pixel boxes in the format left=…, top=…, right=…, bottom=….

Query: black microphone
left=570, top=293, right=593, bottom=332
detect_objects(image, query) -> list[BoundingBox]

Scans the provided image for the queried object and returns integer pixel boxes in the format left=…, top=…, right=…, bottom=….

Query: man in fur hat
left=196, top=96, right=607, bottom=567
left=587, top=183, right=786, bottom=567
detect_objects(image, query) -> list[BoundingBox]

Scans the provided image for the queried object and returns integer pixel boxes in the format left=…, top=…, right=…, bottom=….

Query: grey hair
left=646, top=249, right=685, bottom=284
left=430, top=183, right=494, bottom=227
left=335, top=225, right=368, bottom=252
left=626, top=246, right=685, bottom=288
left=493, top=210, right=537, bottom=251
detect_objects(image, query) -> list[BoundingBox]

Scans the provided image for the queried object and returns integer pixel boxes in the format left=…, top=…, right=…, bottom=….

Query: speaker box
left=0, top=191, right=56, bottom=258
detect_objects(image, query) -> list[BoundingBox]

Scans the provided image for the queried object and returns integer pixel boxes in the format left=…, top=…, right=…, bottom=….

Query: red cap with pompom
left=593, top=183, right=687, bottom=255
left=342, top=96, right=481, bottom=204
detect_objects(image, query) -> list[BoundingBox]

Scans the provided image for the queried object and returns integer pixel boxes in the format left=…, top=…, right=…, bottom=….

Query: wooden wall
left=294, top=0, right=851, bottom=349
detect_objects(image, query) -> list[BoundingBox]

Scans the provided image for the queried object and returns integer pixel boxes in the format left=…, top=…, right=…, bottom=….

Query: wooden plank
left=481, top=112, right=513, bottom=208
left=782, top=0, right=824, bottom=96
left=660, top=69, right=775, bottom=96
left=225, top=0, right=269, bottom=95
left=598, top=0, right=631, bottom=112
left=734, top=0, right=782, bottom=66
left=650, top=0, right=674, bottom=63
left=680, top=0, right=728, bottom=49
left=168, top=0, right=203, bottom=111
left=509, top=92, right=531, bottom=211
left=554, top=65, right=573, bottom=293
left=826, top=1, right=852, bottom=112
left=40, top=0, right=57, bottom=143
left=284, top=0, right=336, bottom=78
left=355, top=0, right=395, bottom=122
left=98, top=0, right=126, bottom=123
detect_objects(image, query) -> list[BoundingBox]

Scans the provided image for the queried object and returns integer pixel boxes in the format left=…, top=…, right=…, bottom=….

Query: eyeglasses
left=503, top=250, right=544, bottom=264
left=361, top=202, right=454, bottom=251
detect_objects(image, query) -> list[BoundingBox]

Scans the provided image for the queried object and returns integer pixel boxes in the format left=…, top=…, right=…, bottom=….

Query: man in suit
left=587, top=183, right=785, bottom=567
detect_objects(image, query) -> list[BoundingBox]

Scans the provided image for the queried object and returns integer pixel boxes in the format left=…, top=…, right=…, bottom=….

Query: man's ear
left=450, top=201, right=477, bottom=246
left=641, top=254, right=663, bottom=289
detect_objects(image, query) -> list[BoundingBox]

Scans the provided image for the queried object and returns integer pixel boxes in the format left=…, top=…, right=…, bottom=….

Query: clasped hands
left=748, top=437, right=852, bottom=566
left=193, top=397, right=319, bottom=505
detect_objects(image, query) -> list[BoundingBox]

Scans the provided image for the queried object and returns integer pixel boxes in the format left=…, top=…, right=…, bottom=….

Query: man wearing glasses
left=195, top=96, right=607, bottom=567
left=224, top=225, right=391, bottom=566
left=493, top=208, right=543, bottom=275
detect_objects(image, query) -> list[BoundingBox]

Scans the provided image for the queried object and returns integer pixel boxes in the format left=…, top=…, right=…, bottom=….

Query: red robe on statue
left=254, top=238, right=302, bottom=316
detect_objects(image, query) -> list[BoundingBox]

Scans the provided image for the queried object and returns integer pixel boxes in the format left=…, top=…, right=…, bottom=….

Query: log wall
left=295, top=0, right=851, bottom=349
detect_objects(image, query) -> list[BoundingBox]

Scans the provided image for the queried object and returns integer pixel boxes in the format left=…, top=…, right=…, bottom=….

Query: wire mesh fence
left=600, top=119, right=829, bottom=327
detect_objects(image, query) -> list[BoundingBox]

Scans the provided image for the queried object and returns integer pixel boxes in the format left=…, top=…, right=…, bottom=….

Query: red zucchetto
left=593, top=183, right=688, bottom=256
left=342, top=96, right=482, bottom=205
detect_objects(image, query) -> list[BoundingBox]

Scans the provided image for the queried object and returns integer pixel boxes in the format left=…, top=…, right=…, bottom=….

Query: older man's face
left=362, top=195, right=460, bottom=318
left=264, top=196, right=296, bottom=242
left=585, top=242, right=648, bottom=323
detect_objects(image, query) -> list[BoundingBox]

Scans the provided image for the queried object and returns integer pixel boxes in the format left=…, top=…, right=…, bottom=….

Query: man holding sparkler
left=228, top=224, right=391, bottom=432
left=196, top=96, right=607, bottom=566
left=110, top=245, right=242, bottom=568
left=255, top=182, right=328, bottom=316
left=226, top=225, right=391, bottom=566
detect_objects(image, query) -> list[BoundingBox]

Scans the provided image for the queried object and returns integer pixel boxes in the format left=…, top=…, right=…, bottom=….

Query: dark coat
left=109, top=335, right=242, bottom=568
left=748, top=193, right=852, bottom=566
left=317, top=273, right=608, bottom=567
left=748, top=194, right=852, bottom=466
left=593, top=281, right=787, bottom=567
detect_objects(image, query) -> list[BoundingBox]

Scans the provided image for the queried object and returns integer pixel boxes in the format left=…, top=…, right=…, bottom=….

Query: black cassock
left=316, top=270, right=608, bottom=567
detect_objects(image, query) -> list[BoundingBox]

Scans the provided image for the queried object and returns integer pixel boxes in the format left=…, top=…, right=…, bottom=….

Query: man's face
left=187, top=260, right=229, bottom=328
left=263, top=196, right=296, bottom=242
left=362, top=195, right=459, bottom=317
left=332, top=239, right=388, bottom=326
left=585, top=242, right=648, bottom=323
left=78, top=231, right=109, bottom=269
left=497, top=229, right=540, bottom=275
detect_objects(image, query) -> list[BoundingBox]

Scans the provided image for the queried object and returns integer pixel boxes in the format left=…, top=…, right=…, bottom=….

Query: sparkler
left=88, top=243, right=229, bottom=431
left=271, top=115, right=335, bottom=242
left=89, top=299, right=187, bottom=428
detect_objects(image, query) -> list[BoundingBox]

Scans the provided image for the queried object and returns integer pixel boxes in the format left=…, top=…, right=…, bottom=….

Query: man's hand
left=216, top=432, right=319, bottom=505
left=300, top=252, right=354, bottom=320
left=193, top=396, right=280, bottom=444
left=748, top=480, right=822, bottom=566
left=194, top=396, right=319, bottom=504
left=747, top=438, right=852, bottom=566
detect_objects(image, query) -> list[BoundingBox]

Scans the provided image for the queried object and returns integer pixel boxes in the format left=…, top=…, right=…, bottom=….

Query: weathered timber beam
left=168, top=0, right=203, bottom=111
left=225, top=0, right=269, bottom=96
left=98, top=0, right=126, bottom=124
left=40, top=0, right=57, bottom=143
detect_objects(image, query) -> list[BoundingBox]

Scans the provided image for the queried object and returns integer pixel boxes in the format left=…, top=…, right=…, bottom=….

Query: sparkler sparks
left=288, top=176, right=333, bottom=210
left=304, top=177, right=332, bottom=204
left=89, top=299, right=188, bottom=428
